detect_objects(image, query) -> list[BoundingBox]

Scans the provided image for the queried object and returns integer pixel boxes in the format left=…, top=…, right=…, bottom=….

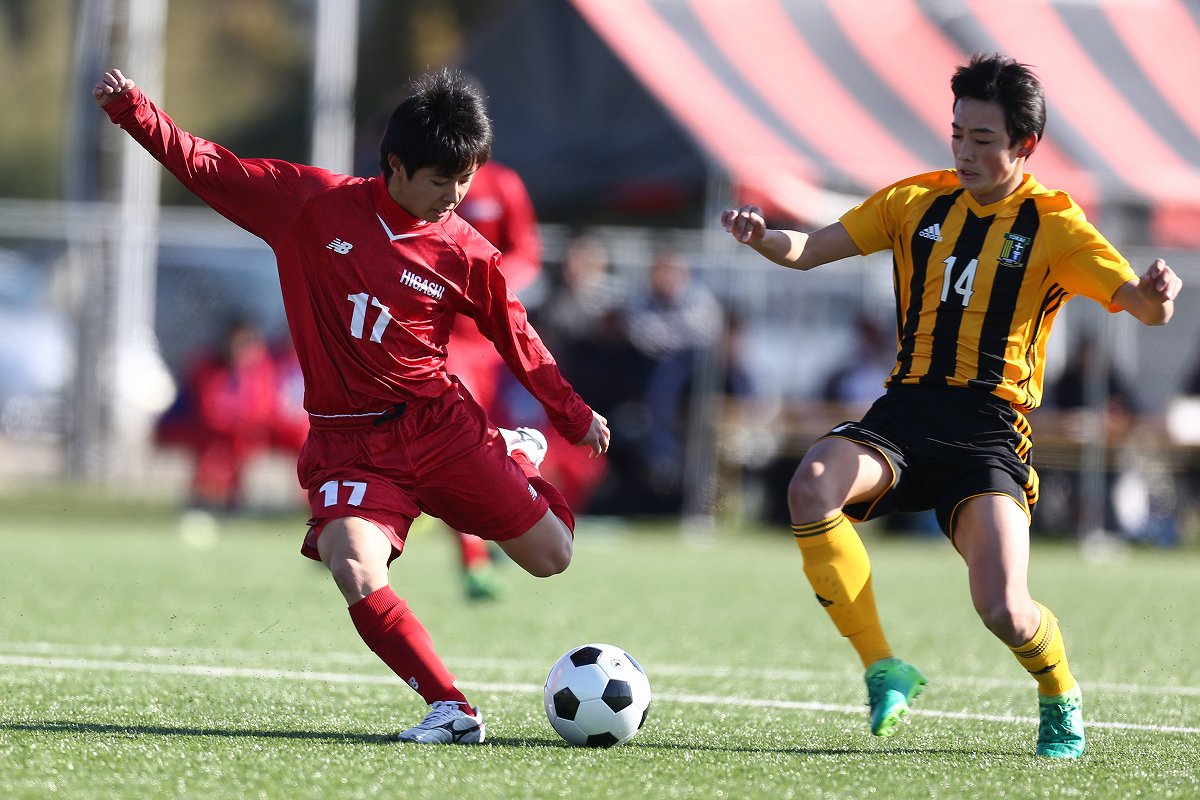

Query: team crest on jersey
left=997, top=232, right=1032, bottom=268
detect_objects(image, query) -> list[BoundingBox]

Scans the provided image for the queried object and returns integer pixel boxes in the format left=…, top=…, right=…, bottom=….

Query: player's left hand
left=1139, top=258, right=1182, bottom=303
left=579, top=411, right=610, bottom=458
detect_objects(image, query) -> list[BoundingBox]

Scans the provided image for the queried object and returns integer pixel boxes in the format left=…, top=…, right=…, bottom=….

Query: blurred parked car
left=154, top=243, right=289, bottom=377
left=0, top=248, right=72, bottom=439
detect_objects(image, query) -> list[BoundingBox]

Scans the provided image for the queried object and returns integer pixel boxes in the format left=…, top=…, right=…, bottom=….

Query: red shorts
left=298, top=386, right=549, bottom=563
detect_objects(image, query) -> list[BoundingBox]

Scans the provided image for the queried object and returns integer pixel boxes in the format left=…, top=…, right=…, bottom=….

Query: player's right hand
left=93, top=69, right=135, bottom=107
left=721, top=205, right=767, bottom=245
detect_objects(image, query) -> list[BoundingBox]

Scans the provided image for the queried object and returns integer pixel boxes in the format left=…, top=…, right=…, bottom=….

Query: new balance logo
left=326, top=238, right=353, bottom=254
left=528, top=483, right=538, bottom=500
left=918, top=224, right=942, bottom=242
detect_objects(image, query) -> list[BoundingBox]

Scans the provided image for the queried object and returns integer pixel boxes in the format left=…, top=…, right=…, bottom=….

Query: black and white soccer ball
left=543, top=643, right=651, bottom=747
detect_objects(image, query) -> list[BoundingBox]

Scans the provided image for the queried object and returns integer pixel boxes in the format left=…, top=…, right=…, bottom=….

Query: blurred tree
left=0, top=1, right=76, bottom=197
left=0, top=0, right=514, bottom=200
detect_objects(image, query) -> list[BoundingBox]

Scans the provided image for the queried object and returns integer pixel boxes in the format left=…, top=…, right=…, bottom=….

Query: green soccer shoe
left=865, top=657, right=927, bottom=737
left=1037, top=686, right=1086, bottom=758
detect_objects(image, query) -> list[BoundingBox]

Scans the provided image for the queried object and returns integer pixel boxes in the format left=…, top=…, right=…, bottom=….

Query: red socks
left=348, top=586, right=469, bottom=708
left=456, top=532, right=491, bottom=569
left=511, top=450, right=576, bottom=533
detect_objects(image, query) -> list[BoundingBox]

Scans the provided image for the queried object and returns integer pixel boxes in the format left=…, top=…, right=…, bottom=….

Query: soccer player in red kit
left=95, top=67, right=610, bottom=744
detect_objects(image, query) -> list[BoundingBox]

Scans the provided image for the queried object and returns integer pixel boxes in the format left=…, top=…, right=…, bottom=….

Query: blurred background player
left=445, top=157, right=543, bottom=600
left=155, top=317, right=281, bottom=513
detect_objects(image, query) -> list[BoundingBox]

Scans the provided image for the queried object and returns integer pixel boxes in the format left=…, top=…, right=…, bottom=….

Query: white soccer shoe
left=396, top=701, right=486, bottom=744
left=500, top=426, right=549, bottom=468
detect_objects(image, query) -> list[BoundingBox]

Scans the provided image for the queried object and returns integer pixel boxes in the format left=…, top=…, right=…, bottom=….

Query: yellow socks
left=1010, top=601, right=1077, bottom=696
left=793, top=513, right=892, bottom=668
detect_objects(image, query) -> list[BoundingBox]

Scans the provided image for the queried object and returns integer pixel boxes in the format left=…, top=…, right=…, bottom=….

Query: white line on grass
left=2, top=653, right=1197, bottom=736
left=3, top=641, right=1198, bottom=698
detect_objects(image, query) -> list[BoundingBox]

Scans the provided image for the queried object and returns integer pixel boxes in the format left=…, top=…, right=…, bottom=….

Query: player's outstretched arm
left=1113, top=258, right=1182, bottom=326
left=93, top=68, right=134, bottom=108
left=577, top=411, right=610, bottom=458
left=721, top=206, right=858, bottom=271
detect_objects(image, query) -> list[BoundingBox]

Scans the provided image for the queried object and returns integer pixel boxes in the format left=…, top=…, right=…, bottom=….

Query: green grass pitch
left=1, top=489, right=1197, bottom=799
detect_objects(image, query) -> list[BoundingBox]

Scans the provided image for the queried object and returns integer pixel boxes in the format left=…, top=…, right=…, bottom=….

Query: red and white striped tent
left=467, top=0, right=1200, bottom=246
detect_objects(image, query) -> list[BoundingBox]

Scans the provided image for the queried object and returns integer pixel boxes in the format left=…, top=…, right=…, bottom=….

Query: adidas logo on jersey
left=918, top=224, right=942, bottom=242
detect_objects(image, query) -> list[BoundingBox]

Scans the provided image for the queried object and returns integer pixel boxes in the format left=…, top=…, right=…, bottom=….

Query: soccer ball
left=543, top=643, right=651, bottom=747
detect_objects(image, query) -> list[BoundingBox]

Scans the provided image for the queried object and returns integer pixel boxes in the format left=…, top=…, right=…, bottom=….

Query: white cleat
left=500, top=426, right=548, bottom=468
left=396, top=701, right=486, bottom=744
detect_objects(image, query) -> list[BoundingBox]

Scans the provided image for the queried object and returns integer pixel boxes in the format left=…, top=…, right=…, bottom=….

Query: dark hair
left=951, top=53, right=1046, bottom=145
left=378, top=68, right=493, bottom=179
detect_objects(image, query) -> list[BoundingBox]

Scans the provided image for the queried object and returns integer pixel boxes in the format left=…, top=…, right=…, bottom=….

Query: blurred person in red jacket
left=445, top=160, right=544, bottom=600
left=166, top=317, right=279, bottom=512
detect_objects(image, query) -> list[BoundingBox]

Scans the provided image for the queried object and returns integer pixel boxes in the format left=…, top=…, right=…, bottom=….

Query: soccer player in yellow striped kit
left=722, top=53, right=1181, bottom=758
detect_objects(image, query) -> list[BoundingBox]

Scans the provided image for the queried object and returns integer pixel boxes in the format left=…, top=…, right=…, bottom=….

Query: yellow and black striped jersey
left=840, top=170, right=1137, bottom=412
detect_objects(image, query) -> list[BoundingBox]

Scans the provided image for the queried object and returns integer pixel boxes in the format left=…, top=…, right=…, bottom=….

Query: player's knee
left=521, top=524, right=573, bottom=577
left=787, top=465, right=836, bottom=519
left=323, top=555, right=357, bottom=587
left=975, top=600, right=1026, bottom=645
left=529, top=535, right=573, bottom=577
left=324, top=555, right=378, bottom=598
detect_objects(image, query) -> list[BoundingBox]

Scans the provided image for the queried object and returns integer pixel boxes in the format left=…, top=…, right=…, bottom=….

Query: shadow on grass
left=6, top=721, right=1014, bottom=758
left=1, top=720, right=396, bottom=746
left=485, top=735, right=1009, bottom=757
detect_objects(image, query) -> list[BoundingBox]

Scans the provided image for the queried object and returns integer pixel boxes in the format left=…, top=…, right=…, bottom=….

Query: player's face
left=388, top=160, right=477, bottom=223
left=951, top=98, right=1034, bottom=206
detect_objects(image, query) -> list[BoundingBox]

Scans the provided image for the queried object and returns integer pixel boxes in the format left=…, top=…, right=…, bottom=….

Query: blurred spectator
left=445, top=159, right=543, bottom=601
left=625, top=247, right=723, bottom=511
left=268, top=335, right=308, bottom=454
left=1050, top=334, right=1138, bottom=421
left=1182, top=348, right=1200, bottom=398
left=519, top=235, right=642, bottom=513
left=156, top=318, right=286, bottom=512
left=1166, top=345, right=1200, bottom=544
left=1044, top=334, right=1154, bottom=541
left=534, top=234, right=627, bottom=354
left=821, top=312, right=893, bottom=408
left=627, top=248, right=722, bottom=361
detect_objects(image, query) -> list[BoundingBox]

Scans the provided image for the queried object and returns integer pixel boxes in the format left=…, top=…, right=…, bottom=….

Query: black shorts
left=821, top=385, right=1039, bottom=542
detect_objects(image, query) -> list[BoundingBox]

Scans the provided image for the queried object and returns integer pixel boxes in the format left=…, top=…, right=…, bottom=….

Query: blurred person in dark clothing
left=515, top=234, right=636, bottom=513
left=821, top=313, right=894, bottom=409
left=625, top=248, right=722, bottom=510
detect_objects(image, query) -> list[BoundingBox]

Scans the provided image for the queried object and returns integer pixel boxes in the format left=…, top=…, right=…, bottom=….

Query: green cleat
left=464, top=565, right=507, bottom=602
left=864, top=657, right=927, bottom=737
left=1037, top=686, right=1086, bottom=758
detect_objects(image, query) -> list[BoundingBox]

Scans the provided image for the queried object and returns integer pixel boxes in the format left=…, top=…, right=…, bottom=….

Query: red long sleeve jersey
left=104, top=88, right=593, bottom=443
